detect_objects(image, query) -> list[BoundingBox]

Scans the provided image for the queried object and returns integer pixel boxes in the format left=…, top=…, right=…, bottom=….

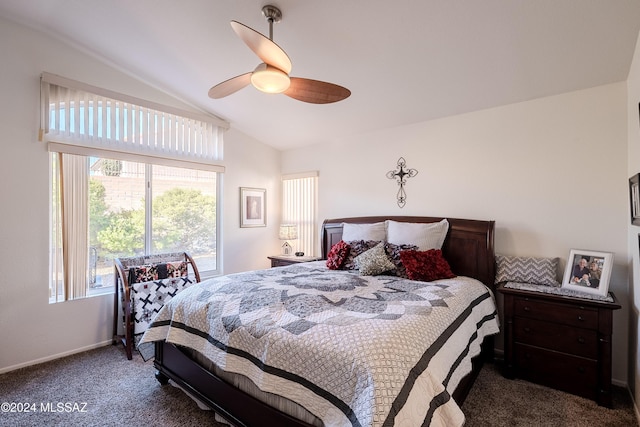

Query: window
left=282, top=172, right=318, bottom=256
left=50, top=155, right=218, bottom=301
left=42, top=73, right=227, bottom=302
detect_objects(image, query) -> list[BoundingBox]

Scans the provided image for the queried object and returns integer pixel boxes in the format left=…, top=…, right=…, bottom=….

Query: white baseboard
left=0, top=340, right=113, bottom=374
left=612, top=378, right=628, bottom=387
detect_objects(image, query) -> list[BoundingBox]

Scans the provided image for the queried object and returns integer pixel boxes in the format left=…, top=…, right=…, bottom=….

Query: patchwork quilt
left=131, top=276, right=193, bottom=338
left=139, top=261, right=499, bottom=427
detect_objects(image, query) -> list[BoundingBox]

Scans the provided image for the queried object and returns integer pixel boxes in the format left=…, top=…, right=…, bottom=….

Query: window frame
left=50, top=152, right=221, bottom=302
left=42, top=73, right=227, bottom=303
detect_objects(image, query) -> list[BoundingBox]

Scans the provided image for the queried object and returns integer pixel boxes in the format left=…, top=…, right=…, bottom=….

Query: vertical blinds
left=60, top=153, right=89, bottom=300
left=40, top=72, right=228, bottom=164
left=282, top=172, right=318, bottom=257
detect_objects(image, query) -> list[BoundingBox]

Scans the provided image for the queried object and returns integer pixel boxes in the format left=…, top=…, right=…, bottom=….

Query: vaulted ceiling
left=2, top=1, right=639, bottom=150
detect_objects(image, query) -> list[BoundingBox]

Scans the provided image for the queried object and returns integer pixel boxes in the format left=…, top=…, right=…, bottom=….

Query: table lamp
left=279, top=224, right=298, bottom=255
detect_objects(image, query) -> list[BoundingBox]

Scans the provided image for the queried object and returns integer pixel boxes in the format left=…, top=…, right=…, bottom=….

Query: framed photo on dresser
left=561, top=249, right=613, bottom=297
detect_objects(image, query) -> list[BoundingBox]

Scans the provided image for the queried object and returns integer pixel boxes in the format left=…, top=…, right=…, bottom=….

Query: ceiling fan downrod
left=261, top=5, right=282, bottom=40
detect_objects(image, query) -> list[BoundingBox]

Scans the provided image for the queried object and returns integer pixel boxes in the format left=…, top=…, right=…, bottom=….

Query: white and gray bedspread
left=139, top=261, right=499, bottom=427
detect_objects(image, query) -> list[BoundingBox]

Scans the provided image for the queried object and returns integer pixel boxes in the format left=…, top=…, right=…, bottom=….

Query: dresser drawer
left=515, top=343, right=597, bottom=400
left=514, top=317, right=598, bottom=359
left=500, top=285, right=621, bottom=407
left=514, top=297, right=598, bottom=329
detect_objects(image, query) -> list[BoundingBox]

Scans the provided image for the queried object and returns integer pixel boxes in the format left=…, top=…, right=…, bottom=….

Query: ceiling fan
left=208, top=5, right=351, bottom=104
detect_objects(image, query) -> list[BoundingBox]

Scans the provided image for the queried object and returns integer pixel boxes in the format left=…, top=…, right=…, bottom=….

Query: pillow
left=342, top=240, right=380, bottom=270
left=495, top=255, right=560, bottom=287
left=354, top=243, right=396, bottom=276
left=128, top=261, right=188, bottom=284
left=386, top=219, right=449, bottom=250
left=399, top=249, right=456, bottom=282
left=384, top=242, right=419, bottom=278
left=341, top=222, right=386, bottom=242
left=326, top=240, right=350, bottom=270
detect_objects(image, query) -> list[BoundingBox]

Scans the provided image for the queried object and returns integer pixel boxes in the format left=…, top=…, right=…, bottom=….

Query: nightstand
left=498, top=284, right=620, bottom=407
left=268, top=255, right=321, bottom=267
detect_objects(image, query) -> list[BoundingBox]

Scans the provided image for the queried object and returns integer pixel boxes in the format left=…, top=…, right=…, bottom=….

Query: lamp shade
left=279, top=224, right=298, bottom=240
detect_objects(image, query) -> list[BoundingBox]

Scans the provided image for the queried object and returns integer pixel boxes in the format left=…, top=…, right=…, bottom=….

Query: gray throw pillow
left=495, top=255, right=560, bottom=287
left=354, top=243, right=396, bottom=276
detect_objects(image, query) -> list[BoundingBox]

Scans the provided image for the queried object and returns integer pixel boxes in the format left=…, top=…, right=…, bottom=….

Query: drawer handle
left=523, top=327, right=531, bottom=333
left=523, top=306, right=531, bottom=312
left=577, top=337, right=585, bottom=344
left=577, top=315, right=584, bottom=321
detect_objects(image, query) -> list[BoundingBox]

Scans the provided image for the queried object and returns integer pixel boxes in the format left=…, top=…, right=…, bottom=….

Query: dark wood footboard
left=154, top=341, right=316, bottom=427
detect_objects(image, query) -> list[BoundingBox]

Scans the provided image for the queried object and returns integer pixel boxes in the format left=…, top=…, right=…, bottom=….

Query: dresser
left=267, top=255, right=321, bottom=267
left=498, top=285, right=620, bottom=407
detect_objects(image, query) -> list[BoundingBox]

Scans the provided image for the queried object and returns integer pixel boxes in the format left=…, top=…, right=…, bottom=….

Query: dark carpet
left=0, top=345, right=636, bottom=426
left=463, top=363, right=637, bottom=427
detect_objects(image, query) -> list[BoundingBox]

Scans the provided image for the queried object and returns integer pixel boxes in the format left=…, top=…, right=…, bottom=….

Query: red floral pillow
left=399, top=249, right=456, bottom=282
left=326, top=240, right=351, bottom=270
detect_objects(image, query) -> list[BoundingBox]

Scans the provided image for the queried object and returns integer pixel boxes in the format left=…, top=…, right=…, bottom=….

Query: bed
left=139, top=216, right=499, bottom=427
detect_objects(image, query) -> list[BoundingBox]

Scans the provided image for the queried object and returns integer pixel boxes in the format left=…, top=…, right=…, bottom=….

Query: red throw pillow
left=326, top=240, right=350, bottom=270
left=399, top=249, right=456, bottom=282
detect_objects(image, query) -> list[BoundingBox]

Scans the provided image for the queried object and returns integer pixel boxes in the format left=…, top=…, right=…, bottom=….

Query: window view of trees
left=86, top=159, right=217, bottom=292
left=151, top=188, right=216, bottom=253
left=90, top=178, right=144, bottom=256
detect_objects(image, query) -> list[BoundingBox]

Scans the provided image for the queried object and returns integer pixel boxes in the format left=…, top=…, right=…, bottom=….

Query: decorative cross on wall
left=386, top=157, right=418, bottom=208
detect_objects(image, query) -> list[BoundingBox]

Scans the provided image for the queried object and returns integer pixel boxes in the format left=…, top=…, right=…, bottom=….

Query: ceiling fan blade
left=284, top=77, right=351, bottom=104
left=230, top=20, right=292, bottom=74
left=208, top=72, right=252, bottom=99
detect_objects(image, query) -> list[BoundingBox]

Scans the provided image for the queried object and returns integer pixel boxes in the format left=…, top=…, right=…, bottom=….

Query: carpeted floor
left=463, top=362, right=638, bottom=426
left=0, top=344, right=637, bottom=426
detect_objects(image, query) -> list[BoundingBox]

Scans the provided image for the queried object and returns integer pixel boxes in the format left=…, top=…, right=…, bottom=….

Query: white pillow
left=386, top=219, right=449, bottom=250
left=341, top=222, right=386, bottom=242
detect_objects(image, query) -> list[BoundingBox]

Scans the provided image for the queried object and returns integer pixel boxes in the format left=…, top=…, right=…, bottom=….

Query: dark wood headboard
left=321, top=216, right=496, bottom=289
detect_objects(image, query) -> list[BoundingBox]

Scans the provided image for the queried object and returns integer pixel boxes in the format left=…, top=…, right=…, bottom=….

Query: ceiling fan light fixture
left=251, top=63, right=290, bottom=94
left=209, top=6, right=350, bottom=103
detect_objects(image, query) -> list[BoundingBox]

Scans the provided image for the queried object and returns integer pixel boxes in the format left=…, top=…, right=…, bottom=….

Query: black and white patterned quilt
left=131, top=276, right=193, bottom=339
left=139, top=261, right=499, bottom=427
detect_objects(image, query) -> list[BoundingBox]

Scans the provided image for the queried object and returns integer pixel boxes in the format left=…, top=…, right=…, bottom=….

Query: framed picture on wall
left=630, top=174, right=640, bottom=225
left=240, top=187, right=266, bottom=228
left=561, top=249, right=613, bottom=297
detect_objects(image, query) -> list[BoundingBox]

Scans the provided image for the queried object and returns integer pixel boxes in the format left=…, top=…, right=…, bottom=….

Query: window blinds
left=282, top=172, right=318, bottom=257
left=40, top=72, right=228, bottom=168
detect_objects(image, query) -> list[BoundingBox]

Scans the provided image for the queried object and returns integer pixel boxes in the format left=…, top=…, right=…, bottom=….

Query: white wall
left=626, top=29, right=640, bottom=415
left=0, top=16, right=280, bottom=372
left=282, top=83, right=630, bottom=384
left=222, top=127, right=282, bottom=274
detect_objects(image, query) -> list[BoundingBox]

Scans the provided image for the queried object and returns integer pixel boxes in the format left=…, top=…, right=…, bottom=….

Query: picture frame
left=240, top=187, right=266, bottom=228
left=561, top=249, right=613, bottom=297
left=630, top=174, right=640, bottom=225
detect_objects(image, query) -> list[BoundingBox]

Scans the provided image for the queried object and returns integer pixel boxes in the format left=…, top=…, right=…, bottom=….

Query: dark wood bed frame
left=152, top=216, right=496, bottom=427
